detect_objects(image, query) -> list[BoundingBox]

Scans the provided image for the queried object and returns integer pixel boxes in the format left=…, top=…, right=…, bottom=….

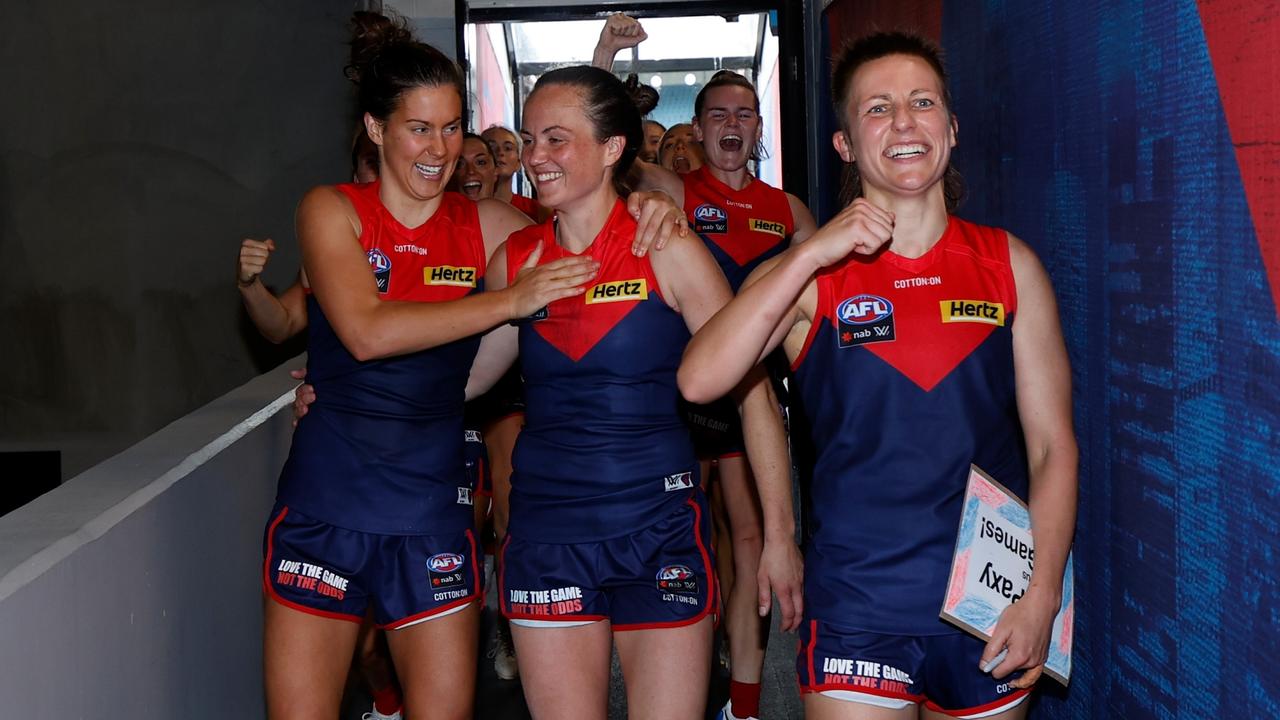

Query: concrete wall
left=0, top=361, right=298, bottom=716
left=0, top=1, right=356, bottom=480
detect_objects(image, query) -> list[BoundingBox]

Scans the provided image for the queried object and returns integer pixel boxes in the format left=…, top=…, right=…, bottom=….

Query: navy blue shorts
left=499, top=494, right=716, bottom=630
left=797, top=620, right=1030, bottom=717
left=263, top=504, right=482, bottom=629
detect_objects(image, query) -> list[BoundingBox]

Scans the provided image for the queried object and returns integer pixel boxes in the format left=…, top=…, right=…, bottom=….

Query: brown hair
left=532, top=66, right=643, bottom=197
left=830, top=32, right=964, bottom=211
left=346, top=11, right=464, bottom=122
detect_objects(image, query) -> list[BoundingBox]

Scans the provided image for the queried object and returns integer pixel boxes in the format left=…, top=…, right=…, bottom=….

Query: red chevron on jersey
left=506, top=200, right=661, bottom=362
left=682, top=166, right=795, bottom=268
left=798, top=216, right=1017, bottom=392
left=336, top=183, right=486, bottom=303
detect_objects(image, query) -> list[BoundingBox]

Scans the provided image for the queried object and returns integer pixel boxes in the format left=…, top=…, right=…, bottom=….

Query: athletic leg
left=511, top=620, right=613, bottom=720
left=717, top=455, right=768, bottom=717
left=264, top=599, right=361, bottom=720
left=615, top=616, right=714, bottom=720
left=384, top=603, right=481, bottom=720
left=355, top=616, right=402, bottom=718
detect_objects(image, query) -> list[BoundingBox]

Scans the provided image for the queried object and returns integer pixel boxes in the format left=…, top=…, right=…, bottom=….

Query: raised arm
left=591, top=13, right=647, bottom=72
left=237, top=237, right=308, bottom=343
left=299, top=186, right=595, bottom=361
left=981, top=233, right=1079, bottom=688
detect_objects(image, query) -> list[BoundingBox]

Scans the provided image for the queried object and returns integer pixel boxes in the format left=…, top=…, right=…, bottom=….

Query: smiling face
left=658, top=123, right=705, bottom=175
left=520, top=83, right=623, bottom=211
left=694, top=84, right=761, bottom=172
left=455, top=136, right=497, bottom=201
left=482, top=126, right=521, bottom=181
left=834, top=53, right=956, bottom=202
left=365, top=84, right=463, bottom=203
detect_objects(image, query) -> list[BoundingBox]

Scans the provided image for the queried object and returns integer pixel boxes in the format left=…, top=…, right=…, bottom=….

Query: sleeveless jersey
left=506, top=200, right=696, bottom=543
left=277, top=184, right=487, bottom=535
left=792, top=216, right=1029, bottom=635
left=682, top=165, right=795, bottom=291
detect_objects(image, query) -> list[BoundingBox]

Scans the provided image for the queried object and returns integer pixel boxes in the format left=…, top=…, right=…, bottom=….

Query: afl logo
left=657, top=565, right=694, bottom=581
left=367, top=249, right=392, bottom=272
left=694, top=204, right=726, bottom=223
left=837, top=294, right=893, bottom=325
left=427, top=553, right=464, bottom=573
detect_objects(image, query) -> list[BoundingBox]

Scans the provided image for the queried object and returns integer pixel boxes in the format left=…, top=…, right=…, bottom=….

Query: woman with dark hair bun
left=258, top=11, right=697, bottom=717
left=462, top=64, right=780, bottom=719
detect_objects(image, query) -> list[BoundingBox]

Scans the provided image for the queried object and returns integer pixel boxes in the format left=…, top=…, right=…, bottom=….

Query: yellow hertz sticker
left=424, top=265, right=477, bottom=287
left=586, top=278, right=647, bottom=304
left=749, top=218, right=786, bottom=238
left=940, top=300, right=1006, bottom=326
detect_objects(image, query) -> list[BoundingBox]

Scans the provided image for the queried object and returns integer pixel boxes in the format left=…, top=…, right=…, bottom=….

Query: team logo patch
left=940, top=299, right=1006, bottom=326
left=693, top=203, right=727, bottom=234
left=836, top=294, right=895, bottom=347
left=367, top=249, right=392, bottom=293
left=586, top=278, right=647, bottom=304
left=425, top=265, right=477, bottom=287
left=464, top=429, right=482, bottom=443
left=656, top=565, right=699, bottom=595
left=457, top=487, right=473, bottom=506
left=749, top=218, right=786, bottom=238
left=663, top=471, right=695, bottom=492
left=427, top=552, right=466, bottom=588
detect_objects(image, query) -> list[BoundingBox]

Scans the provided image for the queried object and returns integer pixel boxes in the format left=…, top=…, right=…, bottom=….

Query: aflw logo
left=940, top=299, right=1006, bottom=326
left=424, top=265, right=477, bottom=287
left=749, top=218, right=786, bottom=237
left=586, top=278, right=647, bottom=304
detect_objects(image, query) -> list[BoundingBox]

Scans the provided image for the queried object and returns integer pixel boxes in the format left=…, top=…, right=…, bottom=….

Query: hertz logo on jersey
left=749, top=218, right=786, bottom=238
left=424, top=265, right=477, bottom=287
left=940, top=299, right=1006, bottom=326
left=586, top=278, right=647, bottom=304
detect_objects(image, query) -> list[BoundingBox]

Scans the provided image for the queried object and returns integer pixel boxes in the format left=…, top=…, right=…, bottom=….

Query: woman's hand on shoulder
left=626, top=189, right=690, bottom=257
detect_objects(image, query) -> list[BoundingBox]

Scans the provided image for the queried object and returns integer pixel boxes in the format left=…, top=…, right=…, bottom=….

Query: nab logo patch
left=940, top=299, right=1006, bottom=326
left=836, top=294, right=895, bottom=347
left=367, top=249, right=392, bottom=293
left=464, top=429, right=482, bottom=443
left=693, top=204, right=727, bottom=234
left=586, top=278, right=647, bottom=304
left=457, top=487, right=473, bottom=506
left=427, top=552, right=466, bottom=588
left=663, top=471, right=694, bottom=492
left=656, top=565, right=698, bottom=595
left=425, top=265, right=477, bottom=287
left=749, top=218, right=786, bottom=238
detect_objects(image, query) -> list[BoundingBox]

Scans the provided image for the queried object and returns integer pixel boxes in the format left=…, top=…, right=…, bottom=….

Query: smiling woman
left=260, top=12, right=595, bottom=720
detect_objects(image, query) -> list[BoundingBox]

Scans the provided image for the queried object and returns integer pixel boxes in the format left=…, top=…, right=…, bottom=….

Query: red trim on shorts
left=716, top=451, right=745, bottom=460
left=262, top=506, right=363, bottom=624
left=614, top=496, right=717, bottom=632
left=800, top=682, right=924, bottom=704
left=468, top=529, right=482, bottom=595
left=379, top=528, right=483, bottom=630
left=806, top=620, right=819, bottom=690
left=380, top=596, right=475, bottom=630
left=506, top=612, right=610, bottom=623
left=923, top=688, right=1031, bottom=717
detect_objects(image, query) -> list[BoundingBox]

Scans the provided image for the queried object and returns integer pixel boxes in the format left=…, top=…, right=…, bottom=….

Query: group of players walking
left=234, top=11, right=1077, bottom=720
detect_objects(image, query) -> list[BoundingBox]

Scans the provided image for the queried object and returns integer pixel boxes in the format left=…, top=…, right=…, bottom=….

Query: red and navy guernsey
left=505, top=200, right=697, bottom=544
left=792, top=215, right=1031, bottom=635
left=277, top=183, right=487, bottom=535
